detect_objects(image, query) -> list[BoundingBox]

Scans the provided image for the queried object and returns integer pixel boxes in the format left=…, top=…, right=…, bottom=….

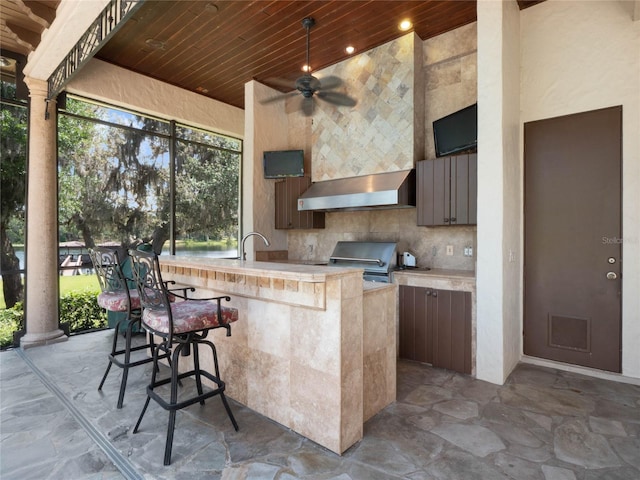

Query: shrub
left=0, top=292, right=107, bottom=349
left=0, top=302, right=24, bottom=348
left=59, top=290, right=107, bottom=332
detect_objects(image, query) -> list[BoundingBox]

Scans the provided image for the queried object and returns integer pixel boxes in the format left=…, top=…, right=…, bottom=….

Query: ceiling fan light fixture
left=399, top=19, right=413, bottom=31
left=302, top=64, right=312, bottom=72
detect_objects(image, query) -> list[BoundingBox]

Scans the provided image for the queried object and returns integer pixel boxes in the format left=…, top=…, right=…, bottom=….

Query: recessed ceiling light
left=345, top=46, right=355, bottom=55
left=399, top=19, right=413, bottom=31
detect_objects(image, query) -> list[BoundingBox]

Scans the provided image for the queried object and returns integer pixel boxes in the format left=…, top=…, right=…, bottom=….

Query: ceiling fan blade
left=261, top=18, right=358, bottom=116
left=318, top=75, right=343, bottom=91
left=263, top=77, right=296, bottom=92
left=259, top=91, right=299, bottom=104
left=301, top=97, right=314, bottom=116
left=316, top=91, right=357, bottom=107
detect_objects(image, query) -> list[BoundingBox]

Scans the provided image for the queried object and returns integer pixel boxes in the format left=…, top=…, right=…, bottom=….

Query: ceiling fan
left=261, top=17, right=357, bottom=116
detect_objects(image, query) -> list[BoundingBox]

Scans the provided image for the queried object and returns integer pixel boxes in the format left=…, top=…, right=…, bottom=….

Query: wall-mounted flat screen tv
left=263, top=150, right=305, bottom=179
left=433, top=103, right=477, bottom=157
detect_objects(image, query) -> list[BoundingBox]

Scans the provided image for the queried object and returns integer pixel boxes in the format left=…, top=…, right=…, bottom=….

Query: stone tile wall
left=310, top=33, right=424, bottom=180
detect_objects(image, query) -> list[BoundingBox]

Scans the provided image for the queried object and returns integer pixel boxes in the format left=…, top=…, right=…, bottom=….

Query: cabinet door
left=274, top=179, right=291, bottom=229
left=432, top=289, right=472, bottom=374
left=275, top=177, right=325, bottom=230
left=417, top=158, right=449, bottom=226
left=399, top=285, right=432, bottom=363
left=450, top=153, right=477, bottom=225
left=468, top=153, right=477, bottom=225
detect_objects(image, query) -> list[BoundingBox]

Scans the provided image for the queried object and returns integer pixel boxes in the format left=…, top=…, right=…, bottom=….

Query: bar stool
left=90, top=246, right=162, bottom=409
left=128, top=249, right=239, bottom=466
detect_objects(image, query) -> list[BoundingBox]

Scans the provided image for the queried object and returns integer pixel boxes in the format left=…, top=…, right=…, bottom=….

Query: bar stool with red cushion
left=128, top=248, right=239, bottom=466
left=90, top=246, right=163, bottom=409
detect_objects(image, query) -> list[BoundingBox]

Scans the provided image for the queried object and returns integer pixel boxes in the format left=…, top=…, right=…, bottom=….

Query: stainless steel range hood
left=297, top=169, right=416, bottom=211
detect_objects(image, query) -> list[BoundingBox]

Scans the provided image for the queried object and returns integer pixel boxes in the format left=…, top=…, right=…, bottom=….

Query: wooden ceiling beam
left=19, top=0, right=56, bottom=27
left=4, top=20, right=40, bottom=50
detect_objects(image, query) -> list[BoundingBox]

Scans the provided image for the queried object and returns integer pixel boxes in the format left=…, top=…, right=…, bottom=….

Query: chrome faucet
left=240, top=231, right=270, bottom=260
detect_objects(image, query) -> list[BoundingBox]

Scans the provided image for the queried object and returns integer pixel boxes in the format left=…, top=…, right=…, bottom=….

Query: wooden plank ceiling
left=1, top=0, right=545, bottom=109
left=95, top=0, right=543, bottom=109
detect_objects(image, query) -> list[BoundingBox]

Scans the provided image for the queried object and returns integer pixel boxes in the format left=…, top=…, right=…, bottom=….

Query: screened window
left=58, top=96, right=241, bottom=258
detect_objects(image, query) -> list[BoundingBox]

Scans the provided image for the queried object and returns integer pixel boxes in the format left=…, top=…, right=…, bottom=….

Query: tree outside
left=0, top=83, right=26, bottom=309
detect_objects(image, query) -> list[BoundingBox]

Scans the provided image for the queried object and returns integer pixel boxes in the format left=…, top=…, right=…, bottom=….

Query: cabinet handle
left=432, top=291, right=438, bottom=297
left=450, top=217, right=456, bottom=223
left=426, top=290, right=432, bottom=296
left=444, top=218, right=450, bottom=223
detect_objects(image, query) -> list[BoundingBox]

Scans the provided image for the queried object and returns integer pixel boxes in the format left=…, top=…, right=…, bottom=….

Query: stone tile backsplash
left=288, top=208, right=476, bottom=271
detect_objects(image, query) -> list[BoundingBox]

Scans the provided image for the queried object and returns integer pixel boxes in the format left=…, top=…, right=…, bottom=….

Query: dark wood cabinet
left=417, top=153, right=477, bottom=226
left=275, top=176, right=325, bottom=230
left=399, top=285, right=472, bottom=374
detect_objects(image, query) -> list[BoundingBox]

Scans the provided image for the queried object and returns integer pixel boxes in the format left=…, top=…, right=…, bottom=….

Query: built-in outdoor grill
left=328, top=241, right=398, bottom=283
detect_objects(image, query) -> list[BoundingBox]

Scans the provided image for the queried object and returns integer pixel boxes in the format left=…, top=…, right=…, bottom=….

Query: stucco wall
left=242, top=81, right=291, bottom=256
left=476, top=0, right=521, bottom=385
left=67, top=59, right=244, bottom=138
left=521, top=0, right=640, bottom=378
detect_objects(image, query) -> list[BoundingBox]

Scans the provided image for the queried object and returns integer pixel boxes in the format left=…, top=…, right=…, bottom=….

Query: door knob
left=606, top=272, right=617, bottom=280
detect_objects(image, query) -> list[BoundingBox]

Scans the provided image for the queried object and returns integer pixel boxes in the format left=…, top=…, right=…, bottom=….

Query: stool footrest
left=147, top=370, right=226, bottom=411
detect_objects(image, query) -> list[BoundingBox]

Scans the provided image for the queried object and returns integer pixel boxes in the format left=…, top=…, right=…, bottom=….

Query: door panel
left=524, top=106, right=622, bottom=372
left=417, top=160, right=434, bottom=226
left=399, top=285, right=432, bottom=363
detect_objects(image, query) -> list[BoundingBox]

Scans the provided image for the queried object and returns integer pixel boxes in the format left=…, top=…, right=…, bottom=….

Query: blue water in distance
left=9, top=246, right=238, bottom=271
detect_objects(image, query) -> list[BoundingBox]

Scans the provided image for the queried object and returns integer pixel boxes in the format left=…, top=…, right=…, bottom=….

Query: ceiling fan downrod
left=302, top=17, right=315, bottom=74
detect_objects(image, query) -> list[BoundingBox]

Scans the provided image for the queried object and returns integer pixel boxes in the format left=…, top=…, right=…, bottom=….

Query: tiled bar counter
left=158, top=256, right=396, bottom=454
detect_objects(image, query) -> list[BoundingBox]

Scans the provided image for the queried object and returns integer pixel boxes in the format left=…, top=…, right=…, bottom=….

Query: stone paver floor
left=1, top=330, right=639, bottom=479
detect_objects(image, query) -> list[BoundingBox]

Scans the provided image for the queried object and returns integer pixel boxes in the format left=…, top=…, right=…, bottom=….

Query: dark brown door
left=524, top=106, right=622, bottom=372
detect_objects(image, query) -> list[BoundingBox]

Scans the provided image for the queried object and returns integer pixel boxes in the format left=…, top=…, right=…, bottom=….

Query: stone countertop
left=159, top=255, right=363, bottom=283
left=393, top=268, right=476, bottom=280
left=363, top=281, right=396, bottom=292
left=393, top=268, right=476, bottom=291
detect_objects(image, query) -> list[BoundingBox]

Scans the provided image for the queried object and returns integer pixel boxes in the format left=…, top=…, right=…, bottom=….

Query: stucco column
left=20, top=77, right=65, bottom=348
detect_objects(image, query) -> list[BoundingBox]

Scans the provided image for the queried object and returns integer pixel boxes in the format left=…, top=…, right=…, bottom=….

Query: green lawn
left=0, top=274, right=100, bottom=309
